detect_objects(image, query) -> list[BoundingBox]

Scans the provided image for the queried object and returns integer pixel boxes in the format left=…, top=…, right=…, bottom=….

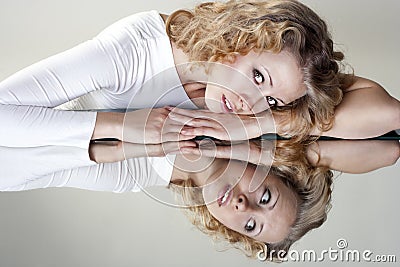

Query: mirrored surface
left=0, top=0, right=398, bottom=266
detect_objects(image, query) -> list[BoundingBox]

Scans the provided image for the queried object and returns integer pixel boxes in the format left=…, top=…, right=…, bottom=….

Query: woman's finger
left=168, top=111, right=215, bottom=125
left=179, top=146, right=221, bottom=158
left=161, top=140, right=198, bottom=155
left=180, top=126, right=228, bottom=140
left=162, top=131, right=197, bottom=142
left=169, top=115, right=226, bottom=132
left=180, top=141, right=273, bottom=166
left=123, top=141, right=197, bottom=157
left=166, top=106, right=212, bottom=117
left=180, top=145, right=244, bottom=160
left=159, top=123, right=186, bottom=135
left=167, top=112, right=193, bottom=123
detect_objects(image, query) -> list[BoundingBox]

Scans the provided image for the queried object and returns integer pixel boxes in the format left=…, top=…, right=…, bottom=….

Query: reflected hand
left=89, top=140, right=197, bottom=163
left=179, top=139, right=275, bottom=166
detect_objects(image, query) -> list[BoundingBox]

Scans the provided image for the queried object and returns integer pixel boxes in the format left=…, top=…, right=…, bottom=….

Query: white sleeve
left=0, top=13, right=145, bottom=183
left=0, top=156, right=175, bottom=193
left=0, top=105, right=96, bottom=148
left=0, top=28, right=137, bottom=106
left=0, top=16, right=141, bottom=146
left=0, top=146, right=97, bottom=189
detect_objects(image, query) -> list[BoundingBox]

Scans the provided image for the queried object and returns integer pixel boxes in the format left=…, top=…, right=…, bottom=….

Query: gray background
left=0, top=0, right=399, bottom=266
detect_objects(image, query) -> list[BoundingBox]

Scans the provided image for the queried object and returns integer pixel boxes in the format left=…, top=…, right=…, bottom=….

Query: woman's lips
left=218, top=185, right=232, bottom=207
left=221, top=94, right=233, bottom=113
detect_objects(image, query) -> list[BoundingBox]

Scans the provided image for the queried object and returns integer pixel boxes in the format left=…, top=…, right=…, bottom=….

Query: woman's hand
left=89, top=140, right=197, bottom=163
left=124, top=107, right=197, bottom=144
left=93, top=108, right=197, bottom=144
left=167, top=107, right=276, bottom=141
left=179, top=139, right=275, bottom=167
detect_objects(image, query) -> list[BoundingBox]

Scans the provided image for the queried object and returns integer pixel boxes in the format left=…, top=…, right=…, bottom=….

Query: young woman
left=1, top=136, right=333, bottom=261
left=163, top=0, right=399, bottom=140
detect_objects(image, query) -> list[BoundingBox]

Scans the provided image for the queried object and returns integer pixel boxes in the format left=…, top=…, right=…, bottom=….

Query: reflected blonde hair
left=170, top=141, right=333, bottom=261
left=166, top=0, right=350, bottom=140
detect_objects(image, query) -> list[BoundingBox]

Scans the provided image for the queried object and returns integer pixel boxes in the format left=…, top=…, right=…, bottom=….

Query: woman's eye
left=259, top=188, right=271, bottom=205
left=245, top=219, right=256, bottom=232
left=266, top=96, right=277, bottom=107
left=253, top=69, right=264, bottom=84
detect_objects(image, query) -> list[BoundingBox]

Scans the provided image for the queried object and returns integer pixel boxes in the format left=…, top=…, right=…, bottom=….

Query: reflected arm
left=307, top=140, right=400, bottom=174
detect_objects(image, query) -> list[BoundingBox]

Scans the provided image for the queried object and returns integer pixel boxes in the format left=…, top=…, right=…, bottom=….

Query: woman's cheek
left=204, top=84, right=223, bottom=112
left=205, top=203, right=227, bottom=225
left=250, top=98, right=271, bottom=114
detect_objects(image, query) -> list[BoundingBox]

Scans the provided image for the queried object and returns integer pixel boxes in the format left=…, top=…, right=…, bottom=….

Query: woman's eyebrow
left=260, top=64, right=287, bottom=105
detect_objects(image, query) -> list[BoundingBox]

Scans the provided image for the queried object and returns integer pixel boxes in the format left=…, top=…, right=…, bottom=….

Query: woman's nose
left=236, top=95, right=269, bottom=114
left=239, top=97, right=251, bottom=112
left=234, top=194, right=249, bottom=211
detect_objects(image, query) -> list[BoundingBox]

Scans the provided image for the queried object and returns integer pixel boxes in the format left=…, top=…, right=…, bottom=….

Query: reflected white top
left=0, top=11, right=196, bottom=192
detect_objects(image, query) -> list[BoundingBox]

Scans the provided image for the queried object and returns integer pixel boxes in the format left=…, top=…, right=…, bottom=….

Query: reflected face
left=204, top=50, right=306, bottom=114
left=203, top=161, right=299, bottom=243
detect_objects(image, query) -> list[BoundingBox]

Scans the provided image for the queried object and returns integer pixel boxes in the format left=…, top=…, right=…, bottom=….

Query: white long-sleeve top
left=0, top=10, right=196, bottom=192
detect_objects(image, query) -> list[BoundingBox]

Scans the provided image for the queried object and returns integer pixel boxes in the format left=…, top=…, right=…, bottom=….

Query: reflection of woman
left=2, top=139, right=333, bottom=261
left=3, top=137, right=397, bottom=261
left=179, top=138, right=400, bottom=174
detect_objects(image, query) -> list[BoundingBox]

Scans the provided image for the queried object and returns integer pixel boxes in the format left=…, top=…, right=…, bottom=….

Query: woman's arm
left=0, top=38, right=116, bottom=186
left=1, top=141, right=197, bottom=192
left=178, top=137, right=399, bottom=174
left=89, top=139, right=196, bottom=163
left=0, top=145, right=96, bottom=189
left=0, top=13, right=155, bottom=186
left=0, top=31, right=127, bottom=148
left=92, top=108, right=196, bottom=144
left=1, top=154, right=176, bottom=193
left=314, top=76, right=400, bottom=139
left=306, top=140, right=399, bottom=174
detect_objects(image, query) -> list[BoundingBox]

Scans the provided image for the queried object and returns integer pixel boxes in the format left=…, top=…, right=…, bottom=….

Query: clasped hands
left=90, top=107, right=276, bottom=166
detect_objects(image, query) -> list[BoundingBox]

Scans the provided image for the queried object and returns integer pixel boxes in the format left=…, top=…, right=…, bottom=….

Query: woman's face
left=204, top=50, right=306, bottom=114
left=202, top=160, right=299, bottom=243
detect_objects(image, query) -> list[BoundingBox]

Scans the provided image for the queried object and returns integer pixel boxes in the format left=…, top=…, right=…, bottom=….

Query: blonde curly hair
left=170, top=141, right=333, bottom=262
left=166, top=0, right=351, bottom=140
